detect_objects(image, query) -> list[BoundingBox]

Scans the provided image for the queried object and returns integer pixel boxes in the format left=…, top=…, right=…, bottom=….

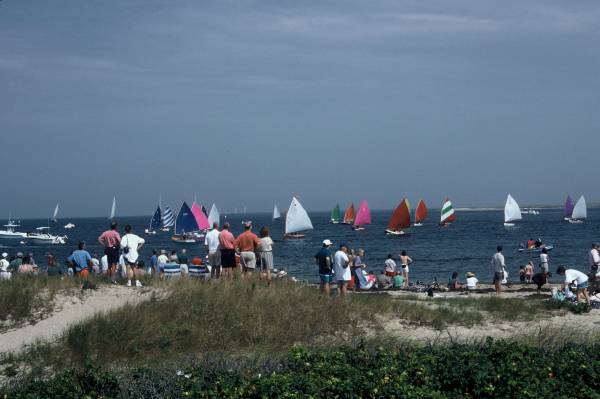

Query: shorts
left=220, top=249, right=236, bottom=268
left=125, top=259, right=137, bottom=267
left=577, top=281, right=589, bottom=289
left=259, top=252, right=274, bottom=271
left=208, top=251, right=221, bottom=267
left=540, top=263, right=549, bottom=273
left=76, top=269, right=89, bottom=279
left=401, top=265, right=409, bottom=273
left=105, top=246, right=119, bottom=265
left=240, top=251, right=256, bottom=270
left=320, top=273, right=333, bottom=284
left=493, top=272, right=503, bottom=283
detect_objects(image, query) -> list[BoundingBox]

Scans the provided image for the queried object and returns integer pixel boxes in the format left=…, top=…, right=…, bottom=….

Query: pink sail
left=191, top=202, right=210, bottom=230
left=353, top=200, right=372, bottom=226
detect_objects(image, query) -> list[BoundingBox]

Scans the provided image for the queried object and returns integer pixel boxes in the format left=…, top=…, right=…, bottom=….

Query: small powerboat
left=64, top=223, right=75, bottom=229
left=27, top=227, right=67, bottom=245
left=0, top=219, right=27, bottom=239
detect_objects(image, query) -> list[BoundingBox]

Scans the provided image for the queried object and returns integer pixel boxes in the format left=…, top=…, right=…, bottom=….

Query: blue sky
left=1, top=1, right=599, bottom=217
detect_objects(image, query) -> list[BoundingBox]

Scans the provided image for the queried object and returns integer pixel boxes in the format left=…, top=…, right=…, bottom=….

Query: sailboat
left=145, top=205, right=162, bottom=235
left=109, top=196, right=116, bottom=220
left=569, top=196, right=587, bottom=224
left=504, top=194, right=522, bottom=227
left=161, top=205, right=175, bottom=232
left=386, top=199, right=411, bottom=235
left=0, top=215, right=27, bottom=239
left=564, top=195, right=574, bottom=221
left=284, top=197, right=313, bottom=239
left=208, top=204, right=220, bottom=228
left=273, top=204, right=281, bottom=221
left=414, top=200, right=428, bottom=227
left=440, top=198, right=456, bottom=227
left=51, top=204, right=59, bottom=222
left=330, top=204, right=341, bottom=224
left=172, top=202, right=200, bottom=243
left=191, top=201, right=210, bottom=233
left=352, top=200, right=371, bottom=231
left=342, top=202, right=355, bottom=225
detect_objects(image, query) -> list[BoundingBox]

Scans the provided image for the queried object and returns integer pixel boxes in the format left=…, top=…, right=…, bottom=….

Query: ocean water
left=1, top=209, right=598, bottom=284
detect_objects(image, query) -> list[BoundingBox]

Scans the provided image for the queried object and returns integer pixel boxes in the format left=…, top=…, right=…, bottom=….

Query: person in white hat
left=314, top=239, right=334, bottom=295
left=0, top=253, right=11, bottom=280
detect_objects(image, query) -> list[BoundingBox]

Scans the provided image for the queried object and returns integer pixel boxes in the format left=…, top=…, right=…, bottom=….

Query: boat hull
left=171, top=235, right=197, bottom=243
left=0, top=232, right=27, bottom=239
left=27, top=235, right=67, bottom=245
left=518, top=245, right=554, bottom=253
left=413, top=223, right=423, bottom=227
left=568, top=219, right=584, bottom=224
left=385, top=229, right=406, bottom=236
left=284, top=233, right=305, bottom=239
left=504, top=223, right=516, bottom=227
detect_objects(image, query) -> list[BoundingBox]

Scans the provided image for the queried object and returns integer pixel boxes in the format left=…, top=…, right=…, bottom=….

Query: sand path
left=0, top=285, right=155, bottom=354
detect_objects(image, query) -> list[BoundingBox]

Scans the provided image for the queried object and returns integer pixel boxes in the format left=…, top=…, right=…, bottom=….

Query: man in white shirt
left=334, top=243, right=352, bottom=297
left=491, top=246, right=506, bottom=295
left=120, top=224, right=145, bottom=287
left=204, top=223, right=221, bottom=278
left=557, top=266, right=590, bottom=304
left=0, top=253, right=11, bottom=280
left=589, top=243, right=600, bottom=276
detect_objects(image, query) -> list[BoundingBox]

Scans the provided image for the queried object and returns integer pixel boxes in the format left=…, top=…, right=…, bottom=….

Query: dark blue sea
left=2, top=209, right=598, bottom=284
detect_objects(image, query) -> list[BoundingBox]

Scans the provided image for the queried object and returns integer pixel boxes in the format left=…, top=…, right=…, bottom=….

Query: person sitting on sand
left=448, top=271, right=464, bottom=291
left=532, top=271, right=550, bottom=294
left=557, top=266, right=590, bottom=304
left=384, top=254, right=397, bottom=277
left=466, top=272, right=478, bottom=291
left=525, top=261, right=534, bottom=283
left=376, top=271, right=392, bottom=289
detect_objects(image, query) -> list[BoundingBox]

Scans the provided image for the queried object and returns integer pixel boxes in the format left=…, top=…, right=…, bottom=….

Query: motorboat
left=27, top=227, right=67, bottom=245
left=64, top=223, right=75, bottom=229
left=0, top=218, right=27, bottom=239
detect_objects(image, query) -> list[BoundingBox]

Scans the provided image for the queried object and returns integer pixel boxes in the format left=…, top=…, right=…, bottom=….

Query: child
left=519, top=265, right=526, bottom=283
left=532, top=271, right=551, bottom=294
left=525, top=261, right=534, bottom=284
left=466, top=272, right=478, bottom=291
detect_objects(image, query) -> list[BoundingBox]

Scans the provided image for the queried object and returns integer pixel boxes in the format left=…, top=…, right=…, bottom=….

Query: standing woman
left=539, top=248, right=550, bottom=278
left=399, top=250, right=413, bottom=287
left=258, top=226, right=274, bottom=283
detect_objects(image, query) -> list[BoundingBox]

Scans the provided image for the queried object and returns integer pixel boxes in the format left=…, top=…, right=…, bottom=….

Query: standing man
left=205, top=222, right=221, bottom=278
left=178, top=248, right=189, bottom=275
left=334, top=243, right=352, bottom=297
left=235, top=221, right=260, bottom=278
left=98, top=222, right=121, bottom=279
left=557, top=266, right=591, bottom=304
left=149, top=250, right=158, bottom=277
left=314, top=239, right=334, bottom=295
left=539, top=248, right=550, bottom=278
left=218, top=222, right=236, bottom=279
left=67, top=242, right=93, bottom=279
left=492, top=246, right=506, bottom=295
left=120, top=224, right=145, bottom=287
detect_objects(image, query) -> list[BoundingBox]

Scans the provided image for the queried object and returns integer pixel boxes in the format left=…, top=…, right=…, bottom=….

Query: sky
left=1, top=0, right=599, bottom=218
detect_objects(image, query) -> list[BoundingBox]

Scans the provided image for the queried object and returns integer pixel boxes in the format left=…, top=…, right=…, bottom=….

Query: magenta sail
left=191, top=202, right=210, bottom=230
left=353, top=200, right=372, bottom=226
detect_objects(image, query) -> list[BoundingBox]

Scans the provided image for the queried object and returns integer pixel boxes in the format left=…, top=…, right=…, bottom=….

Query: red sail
left=387, top=199, right=410, bottom=230
left=415, top=200, right=428, bottom=223
left=343, top=202, right=355, bottom=224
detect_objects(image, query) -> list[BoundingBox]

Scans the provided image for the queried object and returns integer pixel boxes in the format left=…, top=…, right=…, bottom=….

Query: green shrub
left=7, top=340, right=600, bottom=398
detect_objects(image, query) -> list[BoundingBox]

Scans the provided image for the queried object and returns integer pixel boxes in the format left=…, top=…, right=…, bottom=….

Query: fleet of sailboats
left=504, top=194, right=522, bottom=227
left=284, top=197, right=313, bottom=239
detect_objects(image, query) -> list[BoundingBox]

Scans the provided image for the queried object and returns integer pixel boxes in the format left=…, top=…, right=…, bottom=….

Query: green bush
left=7, top=340, right=600, bottom=398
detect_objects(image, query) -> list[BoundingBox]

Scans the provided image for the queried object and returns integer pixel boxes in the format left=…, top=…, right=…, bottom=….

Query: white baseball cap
left=322, top=239, right=333, bottom=246
left=1, top=252, right=7, bottom=258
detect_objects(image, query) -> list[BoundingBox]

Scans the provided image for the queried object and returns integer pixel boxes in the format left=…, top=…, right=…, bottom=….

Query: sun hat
left=466, top=272, right=475, bottom=278
left=322, top=239, right=333, bottom=246
left=1, top=252, right=7, bottom=258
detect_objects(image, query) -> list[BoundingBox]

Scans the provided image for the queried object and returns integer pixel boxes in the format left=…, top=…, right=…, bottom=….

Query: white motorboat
left=0, top=218, right=27, bottom=239
left=64, top=223, right=75, bottom=229
left=27, top=227, right=67, bottom=245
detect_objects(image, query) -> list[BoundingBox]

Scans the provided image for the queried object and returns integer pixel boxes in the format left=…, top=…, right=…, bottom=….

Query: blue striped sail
left=162, top=206, right=175, bottom=228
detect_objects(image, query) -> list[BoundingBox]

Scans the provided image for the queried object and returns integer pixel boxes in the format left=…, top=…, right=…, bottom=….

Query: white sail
left=208, top=204, right=220, bottom=227
left=109, top=196, right=116, bottom=220
left=52, top=204, right=59, bottom=222
left=504, top=194, right=522, bottom=223
left=273, top=204, right=281, bottom=220
left=285, top=197, right=313, bottom=234
left=571, top=196, right=587, bottom=220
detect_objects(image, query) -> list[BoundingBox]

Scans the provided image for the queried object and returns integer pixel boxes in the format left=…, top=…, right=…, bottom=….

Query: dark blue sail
left=175, top=202, right=199, bottom=235
left=149, top=206, right=161, bottom=230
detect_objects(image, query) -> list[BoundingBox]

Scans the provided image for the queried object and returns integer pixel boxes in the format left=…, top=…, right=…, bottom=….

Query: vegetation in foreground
left=4, top=340, right=600, bottom=398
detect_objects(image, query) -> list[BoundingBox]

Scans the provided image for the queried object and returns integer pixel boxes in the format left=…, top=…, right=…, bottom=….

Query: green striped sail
left=440, top=199, right=455, bottom=223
